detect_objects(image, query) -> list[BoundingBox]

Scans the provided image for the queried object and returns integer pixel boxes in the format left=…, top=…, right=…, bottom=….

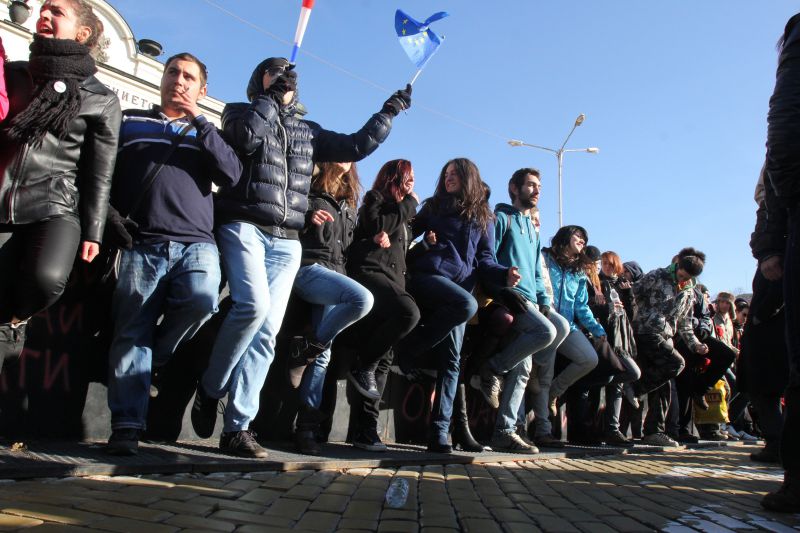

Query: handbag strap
left=127, top=121, right=195, bottom=218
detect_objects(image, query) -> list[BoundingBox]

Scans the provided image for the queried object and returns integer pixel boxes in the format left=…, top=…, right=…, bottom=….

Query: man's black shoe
left=220, top=430, right=269, bottom=458
left=107, top=428, right=141, bottom=456
left=678, top=433, right=699, bottom=444
left=191, top=385, right=219, bottom=439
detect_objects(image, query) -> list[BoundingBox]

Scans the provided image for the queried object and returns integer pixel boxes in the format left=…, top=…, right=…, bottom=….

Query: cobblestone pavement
left=0, top=446, right=797, bottom=532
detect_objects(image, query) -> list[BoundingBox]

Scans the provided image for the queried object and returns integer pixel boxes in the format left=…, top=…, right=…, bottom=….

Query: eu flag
left=395, top=10, right=449, bottom=70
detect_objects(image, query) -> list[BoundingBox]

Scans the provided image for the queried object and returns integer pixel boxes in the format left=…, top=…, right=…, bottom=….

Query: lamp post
left=508, top=113, right=599, bottom=227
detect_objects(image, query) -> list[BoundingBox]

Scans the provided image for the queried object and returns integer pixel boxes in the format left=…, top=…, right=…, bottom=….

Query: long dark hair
left=372, top=159, right=413, bottom=203
left=546, top=225, right=592, bottom=272
left=425, top=158, right=493, bottom=232
left=312, top=162, right=361, bottom=209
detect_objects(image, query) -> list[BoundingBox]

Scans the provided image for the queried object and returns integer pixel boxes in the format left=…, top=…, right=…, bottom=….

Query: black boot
left=451, top=383, right=485, bottom=452
left=295, top=405, right=324, bottom=455
left=0, top=321, right=27, bottom=372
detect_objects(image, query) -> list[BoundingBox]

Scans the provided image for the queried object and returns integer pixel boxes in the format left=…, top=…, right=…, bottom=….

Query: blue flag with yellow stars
left=395, top=9, right=449, bottom=70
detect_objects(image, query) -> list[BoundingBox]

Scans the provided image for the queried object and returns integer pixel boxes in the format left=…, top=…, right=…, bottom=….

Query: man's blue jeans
left=406, top=274, right=478, bottom=437
left=491, top=303, right=567, bottom=434
left=108, top=241, right=221, bottom=430
left=294, top=263, right=373, bottom=409
left=201, top=222, right=301, bottom=433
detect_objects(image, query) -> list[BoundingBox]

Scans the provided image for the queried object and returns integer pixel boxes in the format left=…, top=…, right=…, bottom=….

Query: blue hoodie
left=493, top=203, right=550, bottom=307
left=543, top=250, right=606, bottom=338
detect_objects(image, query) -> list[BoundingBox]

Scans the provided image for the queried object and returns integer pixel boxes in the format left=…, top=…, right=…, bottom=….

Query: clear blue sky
left=109, top=0, right=798, bottom=295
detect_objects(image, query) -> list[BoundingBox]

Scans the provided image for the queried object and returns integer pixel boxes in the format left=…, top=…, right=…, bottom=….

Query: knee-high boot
left=451, top=383, right=485, bottom=452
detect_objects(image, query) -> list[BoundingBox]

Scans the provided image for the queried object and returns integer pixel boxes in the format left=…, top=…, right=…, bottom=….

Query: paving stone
left=600, top=515, right=653, bottom=532
left=285, top=483, right=325, bottom=501
left=261, top=472, right=311, bottom=491
left=351, top=487, right=386, bottom=501
left=164, top=514, right=236, bottom=532
left=264, top=497, right=309, bottom=520
left=308, top=494, right=350, bottom=514
left=2, top=503, right=101, bottom=526
left=237, top=487, right=283, bottom=504
left=18, top=525, right=89, bottom=533
left=460, top=518, right=503, bottom=533
left=150, top=498, right=216, bottom=516
left=532, top=515, right=581, bottom=532
left=419, top=514, right=460, bottom=529
left=420, top=528, right=460, bottom=533
left=342, top=500, right=383, bottom=521
left=235, top=526, right=294, bottom=533
left=293, top=510, right=341, bottom=532
left=323, top=482, right=358, bottom=496
left=74, top=499, right=173, bottom=522
left=489, top=508, right=533, bottom=523
left=337, top=517, right=380, bottom=530
left=377, top=520, right=419, bottom=533
left=0, top=513, right=43, bottom=529
left=481, top=495, right=515, bottom=509
left=210, top=509, right=293, bottom=528
left=452, top=501, right=492, bottom=519
left=223, top=480, right=262, bottom=492
left=574, top=522, right=619, bottom=533
left=503, top=523, right=544, bottom=533
left=380, top=509, right=417, bottom=521
left=189, top=496, right=264, bottom=514
left=87, top=516, right=179, bottom=533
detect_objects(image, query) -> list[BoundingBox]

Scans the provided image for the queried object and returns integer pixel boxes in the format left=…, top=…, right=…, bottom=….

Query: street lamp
left=508, top=113, right=599, bottom=227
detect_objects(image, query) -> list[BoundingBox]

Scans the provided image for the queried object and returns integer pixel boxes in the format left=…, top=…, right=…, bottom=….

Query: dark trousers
left=674, top=336, right=737, bottom=435
left=781, top=207, right=800, bottom=476
left=350, top=272, right=420, bottom=371
left=0, top=216, right=82, bottom=323
left=750, top=393, right=784, bottom=448
left=635, top=335, right=685, bottom=436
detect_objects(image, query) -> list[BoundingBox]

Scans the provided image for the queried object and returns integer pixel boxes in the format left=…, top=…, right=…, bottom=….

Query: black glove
left=104, top=207, right=138, bottom=250
left=381, top=84, right=412, bottom=117
left=497, top=287, right=528, bottom=315
left=539, top=304, right=551, bottom=318
left=267, top=69, right=298, bottom=100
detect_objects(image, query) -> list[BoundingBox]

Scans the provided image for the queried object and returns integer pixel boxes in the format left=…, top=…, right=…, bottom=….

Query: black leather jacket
left=216, top=74, right=392, bottom=234
left=0, top=62, right=121, bottom=243
left=299, top=192, right=356, bottom=274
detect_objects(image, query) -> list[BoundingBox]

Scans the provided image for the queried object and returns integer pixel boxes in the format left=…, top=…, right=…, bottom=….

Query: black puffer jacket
left=0, top=62, right=121, bottom=243
left=216, top=67, right=392, bottom=234
left=347, top=190, right=418, bottom=288
left=299, top=192, right=356, bottom=274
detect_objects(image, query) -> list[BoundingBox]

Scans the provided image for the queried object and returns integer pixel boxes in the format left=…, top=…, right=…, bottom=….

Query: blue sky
left=109, top=0, right=798, bottom=295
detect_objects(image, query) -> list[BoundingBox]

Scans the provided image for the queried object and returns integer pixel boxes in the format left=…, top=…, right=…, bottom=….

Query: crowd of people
left=0, top=0, right=798, bottom=514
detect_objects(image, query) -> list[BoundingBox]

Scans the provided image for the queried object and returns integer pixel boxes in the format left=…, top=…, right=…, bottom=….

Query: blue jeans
left=201, top=223, right=301, bottom=433
left=492, top=302, right=564, bottom=434
left=108, top=241, right=221, bottom=430
left=532, top=326, right=594, bottom=437
left=406, top=274, right=478, bottom=437
left=294, top=263, right=373, bottom=409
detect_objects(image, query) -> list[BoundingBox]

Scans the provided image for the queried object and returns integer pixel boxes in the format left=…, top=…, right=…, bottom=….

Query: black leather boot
left=451, top=383, right=485, bottom=452
left=295, top=405, right=324, bottom=455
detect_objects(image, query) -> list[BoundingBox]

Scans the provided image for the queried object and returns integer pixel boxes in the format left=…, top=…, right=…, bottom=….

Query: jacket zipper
left=277, top=119, right=289, bottom=224
left=7, top=144, right=30, bottom=224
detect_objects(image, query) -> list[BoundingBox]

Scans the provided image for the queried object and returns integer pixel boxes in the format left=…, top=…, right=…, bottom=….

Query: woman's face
left=567, top=231, right=586, bottom=256
left=37, top=0, right=90, bottom=43
left=601, top=257, right=615, bottom=277
left=736, top=307, right=749, bottom=325
left=444, top=164, right=462, bottom=194
left=334, top=162, right=352, bottom=174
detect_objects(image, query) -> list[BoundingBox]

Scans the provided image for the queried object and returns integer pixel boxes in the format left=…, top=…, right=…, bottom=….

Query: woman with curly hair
left=400, top=157, right=519, bottom=453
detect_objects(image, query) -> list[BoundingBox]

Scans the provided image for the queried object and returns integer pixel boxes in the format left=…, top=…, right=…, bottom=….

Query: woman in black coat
left=0, top=0, right=121, bottom=367
left=345, top=159, right=421, bottom=451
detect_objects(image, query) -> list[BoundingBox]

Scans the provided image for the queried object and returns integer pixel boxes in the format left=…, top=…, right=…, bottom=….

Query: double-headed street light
left=508, top=114, right=599, bottom=227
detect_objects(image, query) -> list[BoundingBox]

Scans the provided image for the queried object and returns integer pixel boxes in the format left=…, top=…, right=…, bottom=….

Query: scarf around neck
left=6, top=35, right=97, bottom=146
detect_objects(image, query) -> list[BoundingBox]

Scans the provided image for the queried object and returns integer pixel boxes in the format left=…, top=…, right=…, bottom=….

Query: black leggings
left=0, top=216, right=81, bottom=323
left=349, top=272, right=420, bottom=372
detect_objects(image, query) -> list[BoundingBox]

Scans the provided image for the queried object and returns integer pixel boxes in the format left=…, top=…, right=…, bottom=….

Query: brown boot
left=762, top=473, right=800, bottom=513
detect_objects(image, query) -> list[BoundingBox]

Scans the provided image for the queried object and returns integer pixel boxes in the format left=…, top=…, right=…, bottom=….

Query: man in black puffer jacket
left=193, top=57, right=411, bottom=459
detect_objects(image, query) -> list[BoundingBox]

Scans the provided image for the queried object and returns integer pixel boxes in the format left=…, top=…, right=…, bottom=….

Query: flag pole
left=409, top=69, right=423, bottom=86
left=290, top=0, right=315, bottom=64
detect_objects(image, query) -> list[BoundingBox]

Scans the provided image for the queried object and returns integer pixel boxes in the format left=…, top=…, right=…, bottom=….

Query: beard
left=518, top=194, right=537, bottom=209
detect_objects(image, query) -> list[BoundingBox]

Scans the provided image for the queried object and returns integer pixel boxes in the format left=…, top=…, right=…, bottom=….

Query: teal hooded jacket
left=493, top=203, right=550, bottom=307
